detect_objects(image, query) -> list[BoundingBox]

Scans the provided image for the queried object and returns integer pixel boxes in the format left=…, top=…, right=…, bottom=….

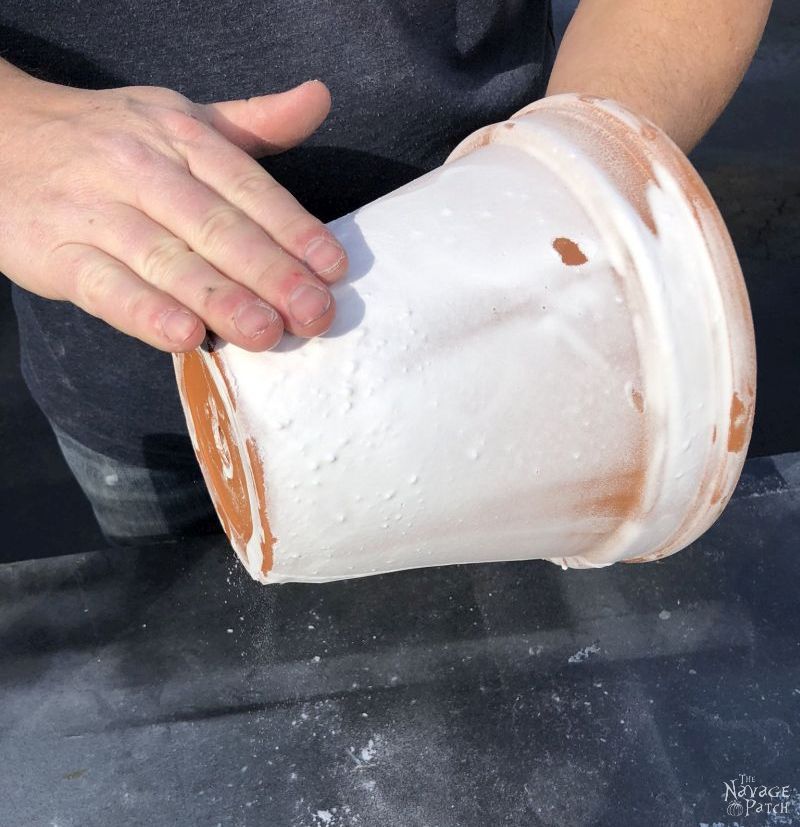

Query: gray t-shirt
left=3, top=0, right=554, bottom=465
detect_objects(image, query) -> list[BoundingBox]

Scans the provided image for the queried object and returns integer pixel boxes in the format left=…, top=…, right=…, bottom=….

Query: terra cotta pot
left=173, top=93, right=756, bottom=584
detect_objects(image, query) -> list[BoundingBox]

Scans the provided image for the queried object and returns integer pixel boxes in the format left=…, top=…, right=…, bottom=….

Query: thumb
left=203, top=79, right=332, bottom=157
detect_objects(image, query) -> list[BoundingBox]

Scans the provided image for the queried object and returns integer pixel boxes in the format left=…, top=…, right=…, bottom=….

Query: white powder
left=568, top=643, right=601, bottom=664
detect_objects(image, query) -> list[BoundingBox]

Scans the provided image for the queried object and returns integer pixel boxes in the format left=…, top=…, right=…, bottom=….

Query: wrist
left=0, top=58, right=48, bottom=95
left=0, top=59, right=88, bottom=131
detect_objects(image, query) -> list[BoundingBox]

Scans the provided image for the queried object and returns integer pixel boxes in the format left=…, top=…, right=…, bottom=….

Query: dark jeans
left=52, top=424, right=220, bottom=546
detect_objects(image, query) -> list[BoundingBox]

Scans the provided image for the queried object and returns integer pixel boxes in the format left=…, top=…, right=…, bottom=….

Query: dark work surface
left=1, top=452, right=799, bottom=827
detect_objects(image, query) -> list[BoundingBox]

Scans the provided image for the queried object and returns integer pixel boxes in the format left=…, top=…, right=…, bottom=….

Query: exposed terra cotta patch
left=245, top=437, right=275, bottom=576
left=640, top=124, right=659, bottom=141
left=471, top=128, right=495, bottom=150
left=583, top=430, right=648, bottom=561
left=178, top=350, right=247, bottom=546
left=552, top=237, right=588, bottom=266
left=586, top=466, right=645, bottom=519
left=176, top=348, right=274, bottom=575
left=630, top=386, right=645, bottom=413
left=624, top=549, right=669, bottom=564
left=503, top=121, right=515, bottom=130
left=727, top=392, right=749, bottom=453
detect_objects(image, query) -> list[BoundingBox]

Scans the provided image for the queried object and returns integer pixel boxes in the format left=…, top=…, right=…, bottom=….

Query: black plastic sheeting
left=1, top=453, right=799, bottom=827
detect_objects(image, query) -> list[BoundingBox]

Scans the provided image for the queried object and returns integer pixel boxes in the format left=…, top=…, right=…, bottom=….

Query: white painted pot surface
left=174, top=94, right=756, bottom=584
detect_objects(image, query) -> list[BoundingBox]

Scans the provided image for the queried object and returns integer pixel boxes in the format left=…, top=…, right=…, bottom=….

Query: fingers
left=87, top=204, right=285, bottom=351
left=133, top=158, right=338, bottom=338
left=4, top=79, right=344, bottom=356
left=55, top=243, right=206, bottom=352
left=182, top=130, right=348, bottom=283
left=203, top=80, right=331, bottom=157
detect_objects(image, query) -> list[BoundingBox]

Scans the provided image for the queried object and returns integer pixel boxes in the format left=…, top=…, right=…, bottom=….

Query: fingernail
left=304, top=237, right=345, bottom=275
left=234, top=300, right=280, bottom=338
left=161, top=308, right=199, bottom=343
left=288, top=283, right=331, bottom=326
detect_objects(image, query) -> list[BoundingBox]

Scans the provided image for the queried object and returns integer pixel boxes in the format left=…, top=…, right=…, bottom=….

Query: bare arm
left=546, top=0, right=772, bottom=152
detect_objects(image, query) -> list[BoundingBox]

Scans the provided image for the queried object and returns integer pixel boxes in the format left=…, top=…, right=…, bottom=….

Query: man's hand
left=0, top=65, right=347, bottom=352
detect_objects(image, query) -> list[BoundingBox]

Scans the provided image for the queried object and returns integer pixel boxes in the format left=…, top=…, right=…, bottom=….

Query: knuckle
left=124, top=86, right=194, bottom=115
left=159, top=109, right=208, bottom=143
left=140, top=237, right=191, bottom=284
left=72, top=258, right=118, bottom=310
left=124, top=290, right=161, bottom=330
left=271, top=210, right=311, bottom=243
left=197, top=206, right=242, bottom=251
left=232, top=170, right=276, bottom=204
left=147, top=86, right=193, bottom=109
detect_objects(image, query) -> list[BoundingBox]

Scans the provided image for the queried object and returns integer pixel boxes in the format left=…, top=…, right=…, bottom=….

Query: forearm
left=545, top=0, right=771, bottom=152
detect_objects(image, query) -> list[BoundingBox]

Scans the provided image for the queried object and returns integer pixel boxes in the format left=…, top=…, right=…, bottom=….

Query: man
left=0, top=0, right=771, bottom=544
